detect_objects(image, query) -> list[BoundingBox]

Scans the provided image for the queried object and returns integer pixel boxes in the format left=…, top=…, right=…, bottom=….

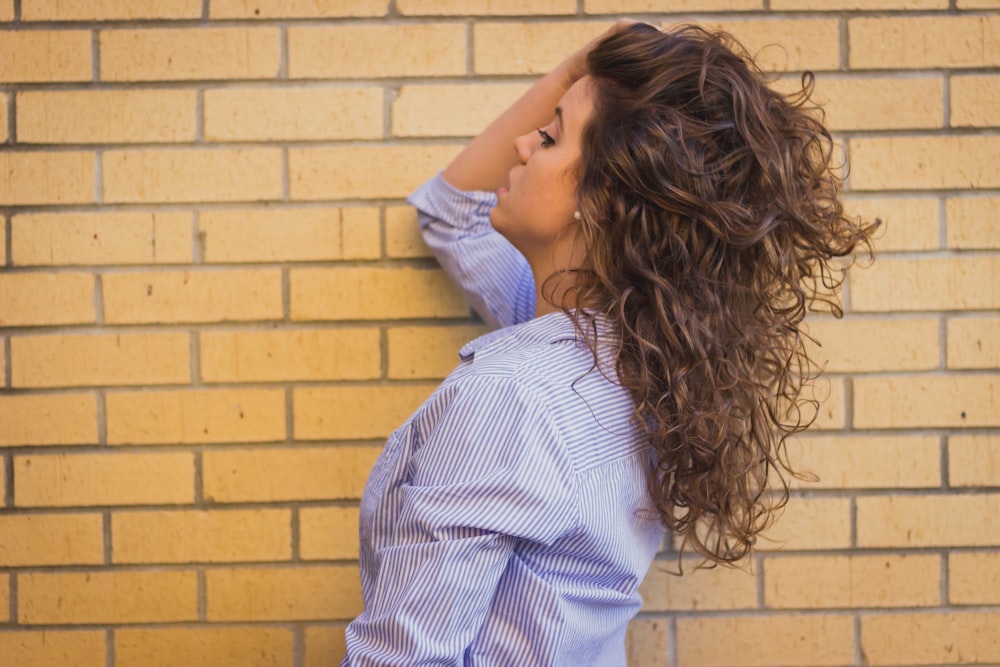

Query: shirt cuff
left=407, top=171, right=498, bottom=231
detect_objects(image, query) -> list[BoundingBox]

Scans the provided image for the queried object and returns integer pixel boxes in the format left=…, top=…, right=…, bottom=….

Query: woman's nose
left=513, top=131, right=535, bottom=164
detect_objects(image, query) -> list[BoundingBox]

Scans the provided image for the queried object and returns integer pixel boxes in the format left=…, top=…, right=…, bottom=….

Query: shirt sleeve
left=408, top=173, right=536, bottom=329
left=341, top=375, right=579, bottom=666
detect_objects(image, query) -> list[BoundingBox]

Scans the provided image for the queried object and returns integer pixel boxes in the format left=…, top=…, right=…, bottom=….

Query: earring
left=573, top=211, right=582, bottom=220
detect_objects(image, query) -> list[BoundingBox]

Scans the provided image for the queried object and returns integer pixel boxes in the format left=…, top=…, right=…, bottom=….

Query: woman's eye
left=537, top=128, right=555, bottom=147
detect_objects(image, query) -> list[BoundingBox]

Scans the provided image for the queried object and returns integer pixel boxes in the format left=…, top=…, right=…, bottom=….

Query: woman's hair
left=567, top=23, right=877, bottom=565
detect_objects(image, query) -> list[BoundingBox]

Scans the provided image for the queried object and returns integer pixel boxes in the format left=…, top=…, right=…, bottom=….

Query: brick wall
left=1, top=1, right=998, bottom=665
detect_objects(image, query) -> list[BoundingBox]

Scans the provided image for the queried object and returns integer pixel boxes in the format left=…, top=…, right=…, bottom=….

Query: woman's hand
left=556, top=18, right=644, bottom=86
left=443, top=18, right=646, bottom=192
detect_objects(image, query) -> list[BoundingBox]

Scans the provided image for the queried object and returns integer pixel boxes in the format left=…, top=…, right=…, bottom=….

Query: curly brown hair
left=565, top=23, right=877, bottom=565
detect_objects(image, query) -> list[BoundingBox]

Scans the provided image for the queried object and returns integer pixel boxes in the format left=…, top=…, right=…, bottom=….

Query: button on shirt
left=340, top=174, right=665, bottom=666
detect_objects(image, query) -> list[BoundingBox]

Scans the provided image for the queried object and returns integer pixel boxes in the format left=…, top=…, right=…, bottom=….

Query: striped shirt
left=340, top=174, right=665, bottom=666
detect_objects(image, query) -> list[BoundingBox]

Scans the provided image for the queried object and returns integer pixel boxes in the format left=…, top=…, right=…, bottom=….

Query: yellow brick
left=12, top=211, right=192, bottom=266
left=199, top=207, right=379, bottom=263
left=23, top=0, right=202, bottom=19
left=304, top=626, right=348, bottom=667
left=625, top=618, right=669, bottom=667
left=201, top=328, right=381, bottom=383
left=949, top=435, right=1000, bottom=487
left=851, top=16, right=1000, bottom=69
left=300, top=506, right=361, bottom=560
left=586, top=0, right=760, bottom=11
left=787, top=435, right=940, bottom=489
left=289, top=22, right=466, bottom=78
left=0, top=151, right=94, bottom=205
left=400, top=0, right=575, bottom=14
left=950, top=553, right=1000, bottom=605
left=102, top=269, right=282, bottom=324
left=291, top=267, right=467, bottom=320
left=855, top=375, right=1000, bottom=429
left=203, top=446, right=381, bottom=502
left=11, top=332, right=190, bottom=388
left=106, top=388, right=285, bottom=445
left=946, top=196, right=1000, bottom=249
left=640, top=560, right=756, bottom=611
left=19, top=570, right=198, bottom=624
left=951, top=74, right=1000, bottom=127
left=116, top=627, right=294, bottom=667
left=206, top=565, right=363, bottom=621
left=851, top=257, right=1000, bottom=312
left=858, top=493, right=1000, bottom=547
left=959, top=0, right=1000, bottom=6
left=0, top=514, right=103, bottom=566
left=100, top=28, right=280, bottom=81
left=212, top=0, right=387, bottom=17
left=113, top=509, right=291, bottom=564
left=703, top=19, right=842, bottom=72
left=780, top=76, right=943, bottom=131
left=0, top=31, right=91, bottom=82
left=0, top=272, right=94, bottom=326
left=289, top=144, right=460, bottom=200
left=18, top=89, right=196, bottom=144
left=764, top=554, right=940, bottom=608
left=342, top=208, right=383, bottom=260
left=393, top=83, right=527, bottom=137
left=757, top=497, right=851, bottom=551
left=295, top=385, right=434, bottom=441
left=676, top=615, right=854, bottom=667
left=948, top=317, right=1000, bottom=369
left=850, top=136, right=1000, bottom=190
left=861, top=612, right=1000, bottom=665
left=804, top=317, right=939, bottom=372
left=14, top=452, right=194, bottom=507
left=843, top=196, right=939, bottom=252
left=388, top=324, right=489, bottom=379
left=475, top=21, right=611, bottom=75
left=0, top=0, right=11, bottom=20
left=205, top=86, right=382, bottom=141
left=810, top=376, right=845, bottom=431
left=772, top=0, right=944, bottom=6
left=0, top=631, right=106, bottom=667
left=385, top=205, right=433, bottom=258
left=103, top=148, right=283, bottom=203
left=0, top=393, right=97, bottom=447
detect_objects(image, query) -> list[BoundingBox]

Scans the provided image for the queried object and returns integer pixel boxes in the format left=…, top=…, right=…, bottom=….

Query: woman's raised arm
left=442, top=20, right=635, bottom=192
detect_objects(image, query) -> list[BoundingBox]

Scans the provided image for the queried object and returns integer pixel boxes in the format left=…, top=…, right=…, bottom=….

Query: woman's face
left=490, top=76, right=595, bottom=265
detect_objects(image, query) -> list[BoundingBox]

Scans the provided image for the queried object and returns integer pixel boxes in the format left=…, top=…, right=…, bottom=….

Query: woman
left=341, top=21, right=875, bottom=665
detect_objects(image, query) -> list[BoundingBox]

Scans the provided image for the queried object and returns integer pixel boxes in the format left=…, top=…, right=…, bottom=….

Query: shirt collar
left=458, top=310, right=615, bottom=362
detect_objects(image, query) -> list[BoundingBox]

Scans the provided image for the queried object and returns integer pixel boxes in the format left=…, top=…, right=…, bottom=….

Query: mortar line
left=667, top=615, right=678, bottom=667
left=12, top=0, right=20, bottom=21
left=940, top=434, right=950, bottom=489
left=3, top=333, right=10, bottom=388
left=91, top=29, right=100, bottom=81
left=839, top=16, right=848, bottom=72
left=103, top=509, right=112, bottom=564
left=196, top=89, right=205, bottom=142
left=194, top=448, right=204, bottom=504
left=190, top=330, right=201, bottom=385
left=853, top=614, right=862, bottom=666
left=8, top=572, right=16, bottom=627
left=3, top=453, right=13, bottom=508
left=96, top=390, right=108, bottom=446
left=941, top=551, right=950, bottom=607
left=201, top=0, right=210, bottom=20
left=293, top=624, right=305, bottom=667
left=279, top=25, right=289, bottom=79
left=197, top=569, right=207, bottom=621
left=942, top=72, right=951, bottom=130
left=290, top=506, right=301, bottom=562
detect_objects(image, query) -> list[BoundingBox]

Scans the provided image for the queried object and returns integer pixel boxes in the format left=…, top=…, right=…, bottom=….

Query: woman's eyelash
left=537, top=128, right=555, bottom=147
